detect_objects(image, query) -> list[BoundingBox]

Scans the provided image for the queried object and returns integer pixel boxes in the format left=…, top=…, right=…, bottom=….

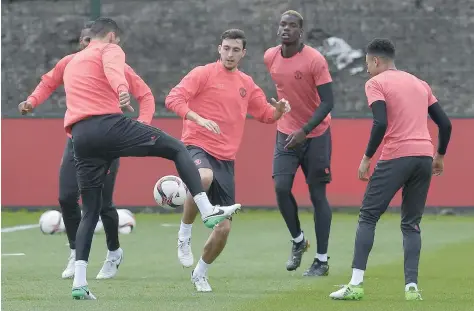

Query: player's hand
left=196, top=117, right=221, bottom=135
left=432, top=153, right=444, bottom=176
left=119, top=92, right=134, bottom=112
left=358, top=155, right=371, bottom=181
left=271, top=98, right=290, bottom=114
left=18, top=100, right=34, bottom=115
left=284, top=129, right=306, bottom=149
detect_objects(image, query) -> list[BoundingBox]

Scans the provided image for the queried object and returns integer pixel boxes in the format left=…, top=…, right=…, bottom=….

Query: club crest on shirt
left=239, top=87, right=247, bottom=98
left=294, top=71, right=303, bottom=80
left=194, top=159, right=201, bottom=166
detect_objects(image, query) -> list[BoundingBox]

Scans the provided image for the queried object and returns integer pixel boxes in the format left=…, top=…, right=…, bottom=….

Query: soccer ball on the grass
left=117, top=209, right=136, bottom=234
left=39, top=210, right=64, bottom=234
left=153, top=175, right=188, bottom=210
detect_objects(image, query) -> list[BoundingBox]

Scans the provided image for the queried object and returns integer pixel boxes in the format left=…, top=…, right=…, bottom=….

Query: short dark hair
left=282, top=10, right=303, bottom=28
left=366, top=38, right=395, bottom=59
left=83, top=21, right=94, bottom=29
left=220, top=29, right=247, bottom=49
left=89, top=17, right=122, bottom=38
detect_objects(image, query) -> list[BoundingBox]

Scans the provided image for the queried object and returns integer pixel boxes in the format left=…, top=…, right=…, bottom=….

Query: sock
left=193, top=257, right=209, bottom=277
left=293, top=231, right=304, bottom=243
left=73, top=260, right=88, bottom=288
left=193, top=192, right=215, bottom=218
left=316, top=253, right=328, bottom=262
left=405, top=283, right=418, bottom=291
left=70, top=249, right=76, bottom=258
left=349, top=268, right=364, bottom=286
left=107, top=247, right=122, bottom=260
left=178, top=222, right=193, bottom=239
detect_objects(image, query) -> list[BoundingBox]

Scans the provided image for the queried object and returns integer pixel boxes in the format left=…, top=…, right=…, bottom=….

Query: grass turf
left=2, top=210, right=474, bottom=311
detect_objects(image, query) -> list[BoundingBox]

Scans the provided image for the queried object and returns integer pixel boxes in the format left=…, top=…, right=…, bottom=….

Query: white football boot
left=191, top=270, right=212, bottom=292
left=177, top=237, right=194, bottom=268
left=62, top=253, right=75, bottom=279
left=96, top=248, right=123, bottom=279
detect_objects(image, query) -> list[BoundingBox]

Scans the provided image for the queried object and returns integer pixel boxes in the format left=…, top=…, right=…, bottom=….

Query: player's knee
left=400, top=222, right=421, bottom=233
left=58, top=192, right=79, bottom=210
left=214, top=219, right=231, bottom=238
left=309, top=183, right=328, bottom=204
left=273, top=175, right=292, bottom=195
left=358, top=208, right=381, bottom=223
left=199, top=168, right=214, bottom=190
left=100, top=202, right=114, bottom=215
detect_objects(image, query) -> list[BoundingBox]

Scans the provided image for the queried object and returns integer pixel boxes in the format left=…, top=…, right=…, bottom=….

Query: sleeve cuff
left=177, top=107, right=191, bottom=119
left=27, top=96, right=38, bottom=107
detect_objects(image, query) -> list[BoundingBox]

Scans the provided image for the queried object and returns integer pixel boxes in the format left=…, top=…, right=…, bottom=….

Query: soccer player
left=329, top=38, right=452, bottom=301
left=165, top=29, right=290, bottom=292
left=264, top=10, right=334, bottom=276
left=22, top=17, right=241, bottom=300
left=19, top=22, right=155, bottom=281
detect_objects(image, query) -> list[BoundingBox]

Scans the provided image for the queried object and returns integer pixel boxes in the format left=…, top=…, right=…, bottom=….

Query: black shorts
left=362, top=156, right=433, bottom=226
left=70, top=114, right=177, bottom=190
left=186, top=146, right=235, bottom=207
left=272, top=128, right=332, bottom=184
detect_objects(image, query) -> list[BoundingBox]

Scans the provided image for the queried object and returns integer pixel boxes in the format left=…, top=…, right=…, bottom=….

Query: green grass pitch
left=2, top=210, right=474, bottom=311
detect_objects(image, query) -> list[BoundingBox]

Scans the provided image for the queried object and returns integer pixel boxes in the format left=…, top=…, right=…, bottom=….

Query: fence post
left=90, top=0, right=101, bottom=20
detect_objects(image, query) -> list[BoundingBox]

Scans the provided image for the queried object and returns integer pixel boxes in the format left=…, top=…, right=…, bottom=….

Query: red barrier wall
left=2, top=118, right=473, bottom=207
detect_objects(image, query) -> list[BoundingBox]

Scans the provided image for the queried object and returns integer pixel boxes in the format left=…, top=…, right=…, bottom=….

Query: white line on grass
left=1, top=224, right=39, bottom=233
left=161, top=223, right=179, bottom=227
left=2, top=253, right=26, bottom=256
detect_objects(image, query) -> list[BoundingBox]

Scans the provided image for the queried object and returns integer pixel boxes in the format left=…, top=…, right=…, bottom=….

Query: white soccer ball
left=153, top=175, right=188, bottom=210
left=39, top=210, right=63, bottom=234
left=117, top=209, right=136, bottom=234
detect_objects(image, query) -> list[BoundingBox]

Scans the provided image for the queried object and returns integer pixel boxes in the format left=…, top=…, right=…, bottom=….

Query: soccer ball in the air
left=117, top=209, right=136, bottom=234
left=153, top=175, right=188, bottom=210
left=39, top=210, right=63, bottom=234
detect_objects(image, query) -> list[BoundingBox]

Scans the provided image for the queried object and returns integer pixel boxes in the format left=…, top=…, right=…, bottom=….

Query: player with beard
left=166, top=29, right=290, bottom=292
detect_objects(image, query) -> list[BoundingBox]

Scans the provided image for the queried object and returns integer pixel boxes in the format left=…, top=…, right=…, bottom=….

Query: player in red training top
left=19, top=22, right=154, bottom=282
left=21, top=18, right=241, bottom=300
left=264, top=10, right=335, bottom=276
left=166, top=29, right=290, bottom=292
left=330, top=38, right=452, bottom=301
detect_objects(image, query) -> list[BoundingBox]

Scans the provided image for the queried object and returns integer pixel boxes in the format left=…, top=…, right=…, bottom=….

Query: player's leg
left=191, top=159, right=235, bottom=292
left=106, top=116, right=241, bottom=228
left=401, top=157, right=432, bottom=301
left=96, top=158, right=123, bottom=279
left=330, top=157, right=410, bottom=300
left=58, top=138, right=82, bottom=279
left=178, top=147, right=214, bottom=267
left=301, top=128, right=332, bottom=277
left=273, top=131, right=308, bottom=271
left=69, top=118, right=114, bottom=300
